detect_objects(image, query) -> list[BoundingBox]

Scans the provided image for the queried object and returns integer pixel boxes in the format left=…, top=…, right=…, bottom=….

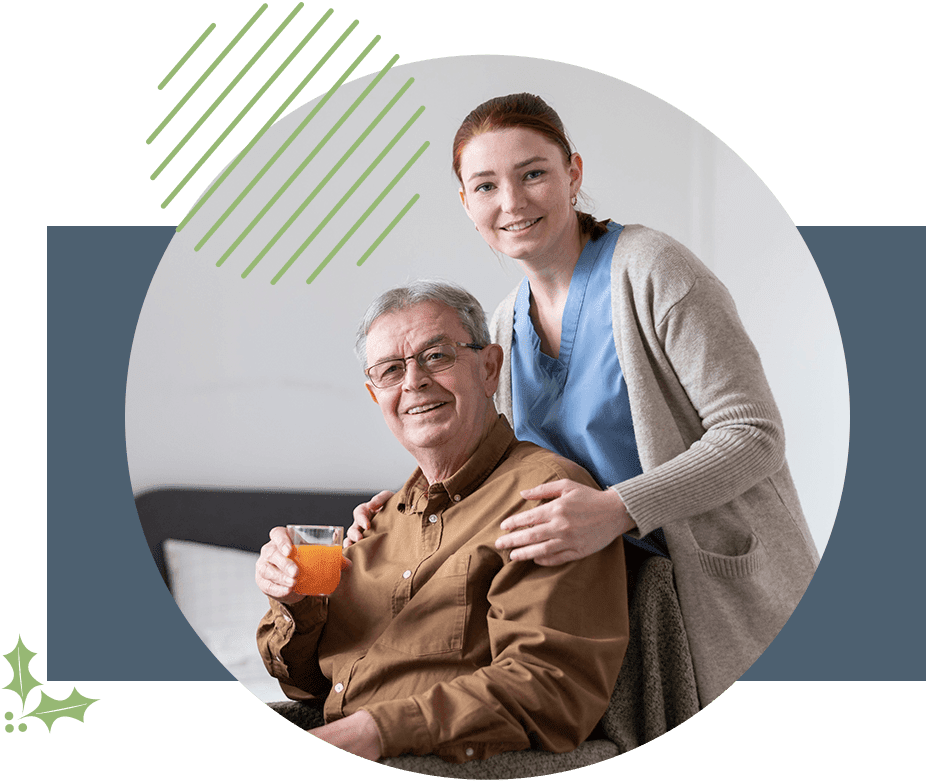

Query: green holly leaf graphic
left=22, top=687, right=99, bottom=731
left=3, top=636, right=43, bottom=707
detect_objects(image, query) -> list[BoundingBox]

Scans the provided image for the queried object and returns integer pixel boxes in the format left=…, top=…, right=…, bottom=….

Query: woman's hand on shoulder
left=495, top=480, right=635, bottom=566
left=345, top=490, right=394, bottom=547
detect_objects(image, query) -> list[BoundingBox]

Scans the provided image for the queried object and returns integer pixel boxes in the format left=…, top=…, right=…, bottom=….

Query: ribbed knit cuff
left=614, top=402, right=784, bottom=536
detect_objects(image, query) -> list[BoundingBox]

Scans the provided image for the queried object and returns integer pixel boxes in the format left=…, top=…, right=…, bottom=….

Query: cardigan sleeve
left=613, top=272, right=787, bottom=537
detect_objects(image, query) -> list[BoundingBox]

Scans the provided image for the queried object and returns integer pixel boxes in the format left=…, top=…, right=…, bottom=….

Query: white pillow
left=163, top=538, right=287, bottom=703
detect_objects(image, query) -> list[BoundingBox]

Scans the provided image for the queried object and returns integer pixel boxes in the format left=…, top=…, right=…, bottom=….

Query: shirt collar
left=396, top=415, right=516, bottom=513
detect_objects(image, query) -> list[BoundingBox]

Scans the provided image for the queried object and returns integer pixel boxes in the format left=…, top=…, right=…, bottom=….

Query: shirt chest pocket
left=379, top=553, right=470, bottom=657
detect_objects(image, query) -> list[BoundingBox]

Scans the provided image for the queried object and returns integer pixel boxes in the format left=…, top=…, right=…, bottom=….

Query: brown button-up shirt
left=257, top=416, right=628, bottom=763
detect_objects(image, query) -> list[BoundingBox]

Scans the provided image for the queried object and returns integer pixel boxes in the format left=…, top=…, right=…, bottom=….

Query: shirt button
left=453, top=495, right=461, bottom=502
left=428, top=514, right=438, bottom=524
left=403, top=570, right=412, bottom=579
left=465, top=748, right=474, bottom=757
left=334, top=682, right=344, bottom=693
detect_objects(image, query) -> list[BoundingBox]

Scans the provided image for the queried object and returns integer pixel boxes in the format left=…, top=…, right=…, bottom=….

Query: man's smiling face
left=364, top=300, right=500, bottom=478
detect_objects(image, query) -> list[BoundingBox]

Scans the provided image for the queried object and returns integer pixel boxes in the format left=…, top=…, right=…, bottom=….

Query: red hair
left=452, top=93, right=610, bottom=241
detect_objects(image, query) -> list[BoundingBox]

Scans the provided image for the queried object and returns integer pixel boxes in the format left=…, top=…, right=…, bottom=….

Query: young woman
left=351, top=93, right=819, bottom=706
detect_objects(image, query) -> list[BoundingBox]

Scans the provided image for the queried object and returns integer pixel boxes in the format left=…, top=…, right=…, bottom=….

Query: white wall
left=125, top=56, right=848, bottom=554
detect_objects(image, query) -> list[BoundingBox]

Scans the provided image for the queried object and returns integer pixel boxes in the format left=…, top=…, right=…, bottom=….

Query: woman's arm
left=614, top=273, right=786, bottom=538
left=497, top=241, right=787, bottom=563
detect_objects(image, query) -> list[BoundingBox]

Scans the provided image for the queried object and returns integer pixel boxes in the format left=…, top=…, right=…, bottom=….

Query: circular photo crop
left=127, top=54, right=848, bottom=775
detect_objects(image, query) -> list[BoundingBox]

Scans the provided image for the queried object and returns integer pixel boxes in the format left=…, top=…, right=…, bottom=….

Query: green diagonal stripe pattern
left=147, top=4, right=267, bottom=145
left=355, top=192, right=421, bottom=269
left=309, top=160, right=424, bottom=283
left=270, top=107, right=426, bottom=285
left=234, top=72, right=410, bottom=276
left=212, top=41, right=395, bottom=264
left=175, top=10, right=343, bottom=234
left=158, top=23, right=216, bottom=90
left=152, top=2, right=303, bottom=185
left=160, top=7, right=330, bottom=209
left=192, top=23, right=369, bottom=248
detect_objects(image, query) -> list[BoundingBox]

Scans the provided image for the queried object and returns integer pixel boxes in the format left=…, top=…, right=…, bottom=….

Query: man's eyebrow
left=467, top=156, right=549, bottom=182
left=421, top=333, right=450, bottom=349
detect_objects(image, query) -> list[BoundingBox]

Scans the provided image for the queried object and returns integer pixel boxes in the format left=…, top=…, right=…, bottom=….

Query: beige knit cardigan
left=490, top=224, right=820, bottom=706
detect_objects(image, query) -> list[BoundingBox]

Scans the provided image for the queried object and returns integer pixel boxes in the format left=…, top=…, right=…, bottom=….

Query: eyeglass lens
left=369, top=344, right=459, bottom=388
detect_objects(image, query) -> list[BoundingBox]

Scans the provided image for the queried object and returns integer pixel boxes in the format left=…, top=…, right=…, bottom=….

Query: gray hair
left=355, top=279, right=491, bottom=369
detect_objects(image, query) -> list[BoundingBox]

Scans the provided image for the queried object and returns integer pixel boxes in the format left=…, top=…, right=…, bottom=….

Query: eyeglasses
left=365, top=342, right=484, bottom=388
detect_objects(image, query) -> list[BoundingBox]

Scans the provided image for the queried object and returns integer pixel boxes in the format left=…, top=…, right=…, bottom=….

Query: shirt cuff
left=363, top=698, right=432, bottom=758
left=262, top=597, right=327, bottom=679
left=362, top=698, right=524, bottom=762
left=274, top=595, right=328, bottom=628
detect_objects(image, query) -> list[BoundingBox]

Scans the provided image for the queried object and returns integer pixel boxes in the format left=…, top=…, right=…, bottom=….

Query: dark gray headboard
left=134, top=488, right=376, bottom=591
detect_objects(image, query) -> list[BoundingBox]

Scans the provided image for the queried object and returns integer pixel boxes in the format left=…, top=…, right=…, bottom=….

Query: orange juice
left=290, top=544, right=342, bottom=595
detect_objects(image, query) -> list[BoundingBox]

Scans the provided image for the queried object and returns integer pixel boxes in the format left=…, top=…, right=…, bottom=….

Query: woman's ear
left=569, top=153, right=584, bottom=196
left=459, top=187, right=474, bottom=223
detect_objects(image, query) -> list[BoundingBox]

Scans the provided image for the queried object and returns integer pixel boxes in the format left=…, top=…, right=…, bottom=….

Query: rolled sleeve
left=257, top=596, right=329, bottom=698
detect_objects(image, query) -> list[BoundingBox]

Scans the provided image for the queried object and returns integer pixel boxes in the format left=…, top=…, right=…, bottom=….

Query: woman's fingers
left=346, top=490, right=395, bottom=547
left=368, top=489, right=395, bottom=509
left=496, top=516, right=555, bottom=549
left=501, top=479, right=582, bottom=532
left=355, top=490, right=394, bottom=525
left=507, top=537, right=578, bottom=564
left=518, top=479, right=574, bottom=500
left=499, top=504, right=550, bottom=533
left=497, top=483, right=629, bottom=566
left=533, top=549, right=581, bottom=567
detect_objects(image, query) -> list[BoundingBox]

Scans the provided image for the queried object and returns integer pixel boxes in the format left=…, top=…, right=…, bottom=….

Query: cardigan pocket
left=693, top=532, right=766, bottom=578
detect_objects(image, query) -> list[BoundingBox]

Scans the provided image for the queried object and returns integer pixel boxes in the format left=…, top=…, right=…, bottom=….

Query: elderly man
left=255, top=281, right=628, bottom=763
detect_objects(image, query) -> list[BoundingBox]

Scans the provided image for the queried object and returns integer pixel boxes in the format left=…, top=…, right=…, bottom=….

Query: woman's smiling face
left=458, top=127, right=583, bottom=265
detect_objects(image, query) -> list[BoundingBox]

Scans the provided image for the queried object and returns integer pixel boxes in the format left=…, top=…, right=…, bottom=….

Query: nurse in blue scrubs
left=350, top=92, right=663, bottom=566
left=499, top=218, right=669, bottom=564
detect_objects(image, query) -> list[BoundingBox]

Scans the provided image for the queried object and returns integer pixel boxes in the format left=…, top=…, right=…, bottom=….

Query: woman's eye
left=474, top=182, right=494, bottom=193
left=525, top=169, right=545, bottom=181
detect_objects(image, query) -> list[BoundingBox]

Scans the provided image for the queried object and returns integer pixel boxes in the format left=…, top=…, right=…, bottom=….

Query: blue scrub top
left=511, top=222, right=668, bottom=558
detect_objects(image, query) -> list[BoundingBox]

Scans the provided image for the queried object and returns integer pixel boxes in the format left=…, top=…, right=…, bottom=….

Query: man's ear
left=365, top=383, right=379, bottom=404
left=481, top=344, right=504, bottom=397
